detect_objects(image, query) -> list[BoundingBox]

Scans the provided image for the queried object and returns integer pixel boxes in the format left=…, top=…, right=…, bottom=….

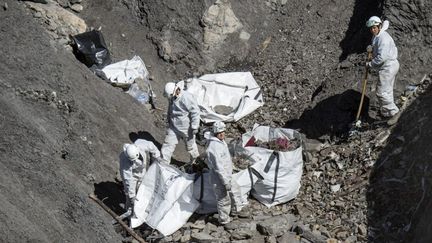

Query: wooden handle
left=88, top=194, right=146, bottom=243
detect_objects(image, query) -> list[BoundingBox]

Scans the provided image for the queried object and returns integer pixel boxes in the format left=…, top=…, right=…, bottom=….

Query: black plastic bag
left=71, top=30, right=111, bottom=69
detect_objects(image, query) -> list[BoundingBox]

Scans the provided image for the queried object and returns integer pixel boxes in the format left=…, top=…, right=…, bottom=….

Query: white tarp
left=98, top=55, right=150, bottom=85
left=130, top=161, right=199, bottom=236
left=242, top=124, right=303, bottom=207
left=178, top=72, right=264, bottom=123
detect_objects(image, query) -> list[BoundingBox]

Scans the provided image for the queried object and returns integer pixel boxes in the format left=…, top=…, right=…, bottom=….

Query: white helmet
left=164, top=82, right=176, bottom=98
left=213, top=121, right=226, bottom=134
left=366, top=16, right=382, bottom=28
left=124, top=144, right=140, bottom=161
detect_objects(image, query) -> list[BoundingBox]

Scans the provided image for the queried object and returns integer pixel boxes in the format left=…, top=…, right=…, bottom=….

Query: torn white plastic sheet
left=98, top=55, right=150, bottom=85
left=178, top=72, right=264, bottom=123
left=242, top=124, right=303, bottom=207
left=131, top=161, right=199, bottom=236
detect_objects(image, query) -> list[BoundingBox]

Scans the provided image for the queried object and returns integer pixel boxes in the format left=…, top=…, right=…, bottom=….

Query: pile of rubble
left=131, top=76, right=429, bottom=243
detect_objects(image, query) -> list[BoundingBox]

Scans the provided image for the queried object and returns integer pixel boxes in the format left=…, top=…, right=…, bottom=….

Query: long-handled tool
left=349, top=51, right=373, bottom=135
left=88, top=194, right=146, bottom=243
left=355, top=51, right=373, bottom=124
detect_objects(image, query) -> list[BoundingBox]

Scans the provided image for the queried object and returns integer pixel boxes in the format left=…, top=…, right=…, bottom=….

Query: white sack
left=99, top=55, right=150, bottom=85
left=242, top=124, right=303, bottom=207
left=131, top=161, right=199, bottom=236
left=179, top=72, right=264, bottom=123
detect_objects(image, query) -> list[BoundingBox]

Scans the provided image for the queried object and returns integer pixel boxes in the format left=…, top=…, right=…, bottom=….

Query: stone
left=225, top=220, right=256, bottom=231
left=357, top=224, right=367, bottom=236
left=326, top=238, right=338, bottom=243
left=336, top=231, right=348, bottom=239
left=180, top=234, right=191, bottom=242
left=26, top=1, right=87, bottom=36
left=256, top=214, right=297, bottom=236
left=3, top=2, right=8, bottom=11
left=70, top=4, right=83, bottom=13
left=278, top=232, right=300, bottom=243
left=172, top=231, right=182, bottom=242
left=239, top=30, right=251, bottom=41
left=191, top=232, right=216, bottom=242
left=294, top=204, right=313, bottom=218
left=204, top=222, right=219, bottom=233
left=231, top=229, right=255, bottom=240
left=330, top=184, right=341, bottom=193
left=266, top=235, right=277, bottom=243
left=190, top=220, right=206, bottom=230
left=339, top=60, right=353, bottom=69
left=202, top=0, right=243, bottom=52
left=345, top=235, right=357, bottom=243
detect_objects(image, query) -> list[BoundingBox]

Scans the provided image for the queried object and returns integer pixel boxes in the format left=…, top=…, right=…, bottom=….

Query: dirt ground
left=0, top=0, right=431, bottom=242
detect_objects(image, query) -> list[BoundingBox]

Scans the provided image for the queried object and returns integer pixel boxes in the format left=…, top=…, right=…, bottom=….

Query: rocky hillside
left=0, top=0, right=431, bottom=242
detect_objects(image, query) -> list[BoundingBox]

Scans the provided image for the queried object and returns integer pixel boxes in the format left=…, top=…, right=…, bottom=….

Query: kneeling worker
left=206, top=121, right=233, bottom=225
left=119, top=139, right=161, bottom=219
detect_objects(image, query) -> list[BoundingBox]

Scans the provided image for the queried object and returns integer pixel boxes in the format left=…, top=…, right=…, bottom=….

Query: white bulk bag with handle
left=242, top=124, right=303, bottom=207
left=176, top=72, right=264, bottom=123
left=131, top=161, right=199, bottom=236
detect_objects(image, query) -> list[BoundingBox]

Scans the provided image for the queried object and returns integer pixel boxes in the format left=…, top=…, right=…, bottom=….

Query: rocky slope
left=0, top=0, right=431, bottom=242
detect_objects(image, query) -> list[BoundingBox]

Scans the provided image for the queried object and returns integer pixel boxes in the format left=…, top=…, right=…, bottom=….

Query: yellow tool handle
left=89, top=194, right=146, bottom=243
left=355, top=51, right=373, bottom=122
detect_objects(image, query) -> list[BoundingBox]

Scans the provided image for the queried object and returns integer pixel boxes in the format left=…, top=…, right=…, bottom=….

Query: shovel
left=349, top=50, right=372, bottom=135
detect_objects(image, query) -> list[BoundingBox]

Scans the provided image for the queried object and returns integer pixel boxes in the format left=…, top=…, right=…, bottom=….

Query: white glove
left=366, top=62, right=372, bottom=68
left=225, top=183, right=232, bottom=191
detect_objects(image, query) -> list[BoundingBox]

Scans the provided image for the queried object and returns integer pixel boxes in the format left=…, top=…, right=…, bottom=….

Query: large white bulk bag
left=176, top=72, right=264, bottom=123
left=131, top=161, right=199, bottom=236
left=242, top=125, right=303, bottom=207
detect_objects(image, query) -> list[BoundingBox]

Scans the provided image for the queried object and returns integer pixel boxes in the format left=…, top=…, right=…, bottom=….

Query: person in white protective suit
left=366, top=16, right=400, bottom=118
left=161, top=82, right=201, bottom=164
left=119, top=139, right=161, bottom=219
left=206, top=121, right=233, bottom=225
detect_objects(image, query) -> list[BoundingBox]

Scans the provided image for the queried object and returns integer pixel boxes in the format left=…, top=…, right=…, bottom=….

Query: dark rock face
left=0, top=0, right=431, bottom=242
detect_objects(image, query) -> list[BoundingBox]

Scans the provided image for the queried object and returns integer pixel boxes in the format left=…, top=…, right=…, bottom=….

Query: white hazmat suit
left=161, top=89, right=200, bottom=163
left=206, top=136, right=233, bottom=224
left=120, top=139, right=160, bottom=209
left=369, top=20, right=400, bottom=117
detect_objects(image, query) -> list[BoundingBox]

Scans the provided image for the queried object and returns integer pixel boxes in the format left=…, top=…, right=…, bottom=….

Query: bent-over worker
left=119, top=139, right=160, bottom=219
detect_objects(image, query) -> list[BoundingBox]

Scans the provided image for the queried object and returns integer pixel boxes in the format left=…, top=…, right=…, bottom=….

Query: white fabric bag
left=131, top=161, right=199, bottom=236
left=99, top=55, right=150, bottom=85
left=242, top=124, right=303, bottom=207
left=178, top=72, right=264, bottom=123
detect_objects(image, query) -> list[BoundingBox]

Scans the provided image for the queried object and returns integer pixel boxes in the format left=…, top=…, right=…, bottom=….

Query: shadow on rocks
left=339, top=0, right=383, bottom=61
left=367, top=85, right=432, bottom=242
left=93, top=181, right=126, bottom=215
left=285, top=89, right=369, bottom=139
left=129, top=131, right=162, bottom=149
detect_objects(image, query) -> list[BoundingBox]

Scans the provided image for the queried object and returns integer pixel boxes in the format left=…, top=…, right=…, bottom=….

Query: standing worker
left=119, top=139, right=161, bottom=219
left=366, top=16, right=400, bottom=119
left=206, top=121, right=233, bottom=225
left=161, top=82, right=200, bottom=164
